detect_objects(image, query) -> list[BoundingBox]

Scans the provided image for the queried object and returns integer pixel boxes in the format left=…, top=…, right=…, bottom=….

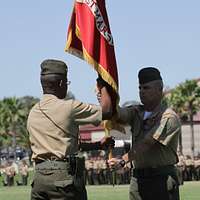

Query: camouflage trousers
left=31, top=160, right=87, bottom=200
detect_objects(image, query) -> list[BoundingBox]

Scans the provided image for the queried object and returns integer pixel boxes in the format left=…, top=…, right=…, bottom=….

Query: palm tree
left=18, top=96, right=39, bottom=160
left=164, top=89, right=185, bottom=154
left=165, top=80, right=200, bottom=157
left=0, top=97, right=25, bottom=160
left=0, top=96, right=39, bottom=162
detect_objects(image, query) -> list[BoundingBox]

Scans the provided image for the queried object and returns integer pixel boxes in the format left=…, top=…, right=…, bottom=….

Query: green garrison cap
left=40, top=59, right=68, bottom=75
left=138, top=67, right=162, bottom=84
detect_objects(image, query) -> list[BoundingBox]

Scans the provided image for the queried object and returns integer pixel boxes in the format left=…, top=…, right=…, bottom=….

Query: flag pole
left=104, top=120, right=115, bottom=187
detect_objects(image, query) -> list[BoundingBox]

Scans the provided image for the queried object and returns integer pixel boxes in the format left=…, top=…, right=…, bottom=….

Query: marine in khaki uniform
left=176, top=153, right=185, bottom=185
left=194, top=156, right=200, bottom=180
left=92, top=157, right=101, bottom=185
left=185, top=155, right=194, bottom=181
left=4, top=161, right=16, bottom=186
left=27, top=59, right=114, bottom=200
left=99, top=157, right=108, bottom=184
left=85, top=159, right=94, bottom=185
left=18, top=160, right=29, bottom=185
left=108, top=67, right=181, bottom=200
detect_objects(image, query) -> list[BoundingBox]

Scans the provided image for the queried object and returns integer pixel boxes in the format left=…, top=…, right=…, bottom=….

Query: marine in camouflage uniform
left=27, top=59, right=114, bottom=200
left=109, top=67, right=181, bottom=200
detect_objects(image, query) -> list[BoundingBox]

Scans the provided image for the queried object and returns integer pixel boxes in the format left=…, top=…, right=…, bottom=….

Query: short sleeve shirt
left=118, top=104, right=181, bottom=168
left=27, top=94, right=102, bottom=161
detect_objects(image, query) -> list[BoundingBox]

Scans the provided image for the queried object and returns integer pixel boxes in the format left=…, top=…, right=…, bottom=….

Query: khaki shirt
left=185, top=158, right=194, bottom=166
left=194, top=159, right=200, bottom=167
left=177, top=155, right=185, bottom=167
left=19, top=164, right=29, bottom=176
left=93, top=160, right=99, bottom=170
left=118, top=104, right=181, bottom=168
left=85, top=160, right=93, bottom=170
left=27, top=94, right=102, bottom=161
left=5, top=166, right=15, bottom=177
left=100, top=159, right=107, bottom=169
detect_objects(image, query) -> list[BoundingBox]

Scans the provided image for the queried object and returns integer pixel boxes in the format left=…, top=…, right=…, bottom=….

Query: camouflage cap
left=40, top=59, right=68, bottom=76
left=138, top=67, right=162, bottom=84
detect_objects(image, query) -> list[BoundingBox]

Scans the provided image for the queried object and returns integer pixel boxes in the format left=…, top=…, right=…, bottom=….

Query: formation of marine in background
left=0, top=152, right=200, bottom=186
left=84, top=152, right=200, bottom=186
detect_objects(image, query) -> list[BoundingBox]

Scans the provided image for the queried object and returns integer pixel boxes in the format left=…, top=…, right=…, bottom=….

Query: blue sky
left=0, top=0, right=200, bottom=105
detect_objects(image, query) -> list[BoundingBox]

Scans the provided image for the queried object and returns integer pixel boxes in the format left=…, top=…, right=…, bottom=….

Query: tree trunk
left=11, top=130, right=17, bottom=161
left=178, top=127, right=183, bottom=155
left=189, top=112, right=195, bottom=159
left=13, top=133, right=17, bottom=161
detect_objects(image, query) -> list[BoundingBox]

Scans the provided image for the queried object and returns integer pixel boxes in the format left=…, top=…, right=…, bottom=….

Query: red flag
left=65, top=0, right=119, bottom=104
left=65, top=0, right=125, bottom=135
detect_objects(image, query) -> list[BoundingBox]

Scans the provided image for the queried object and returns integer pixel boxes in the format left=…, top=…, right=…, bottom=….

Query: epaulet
left=162, top=108, right=179, bottom=119
left=123, top=104, right=142, bottom=109
left=122, top=105, right=137, bottom=110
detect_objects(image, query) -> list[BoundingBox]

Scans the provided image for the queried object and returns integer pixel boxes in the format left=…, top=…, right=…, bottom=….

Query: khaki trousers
left=31, top=161, right=87, bottom=200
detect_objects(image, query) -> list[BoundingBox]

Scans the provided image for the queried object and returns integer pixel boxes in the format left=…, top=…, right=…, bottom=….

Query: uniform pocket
left=38, top=169, right=54, bottom=175
left=54, top=179, right=73, bottom=188
left=167, top=175, right=177, bottom=191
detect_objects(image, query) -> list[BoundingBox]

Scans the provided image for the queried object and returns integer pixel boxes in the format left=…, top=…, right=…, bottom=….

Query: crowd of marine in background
left=84, top=151, right=200, bottom=185
left=0, top=159, right=29, bottom=186
left=0, top=151, right=200, bottom=187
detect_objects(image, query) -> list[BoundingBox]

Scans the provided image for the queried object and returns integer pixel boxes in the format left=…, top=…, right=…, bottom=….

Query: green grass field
left=0, top=182, right=199, bottom=200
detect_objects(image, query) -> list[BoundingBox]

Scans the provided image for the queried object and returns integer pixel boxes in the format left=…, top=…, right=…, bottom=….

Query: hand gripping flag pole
left=65, top=0, right=124, bottom=162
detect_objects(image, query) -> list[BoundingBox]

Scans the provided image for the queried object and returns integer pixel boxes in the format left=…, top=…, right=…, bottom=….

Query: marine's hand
left=122, top=153, right=129, bottom=163
left=100, top=136, right=115, bottom=150
left=96, top=75, right=108, bottom=89
left=107, top=157, right=125, bottom=169
left=95, top=87, right=101, bottom=103
left=107, top=157, right=119, bottom=168
left=95, top=76, right=106, bottom=103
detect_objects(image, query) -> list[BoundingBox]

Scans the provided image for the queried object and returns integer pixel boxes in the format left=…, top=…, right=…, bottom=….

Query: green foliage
left=164, top=79, right=200, bottom=156
left=165, top=79, right=200, bottom=120
left=0, top=97, right=24, bottom=150
left=0, top=96, right=39, bottom=155
left=17, top=96, right=39, bottom=149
